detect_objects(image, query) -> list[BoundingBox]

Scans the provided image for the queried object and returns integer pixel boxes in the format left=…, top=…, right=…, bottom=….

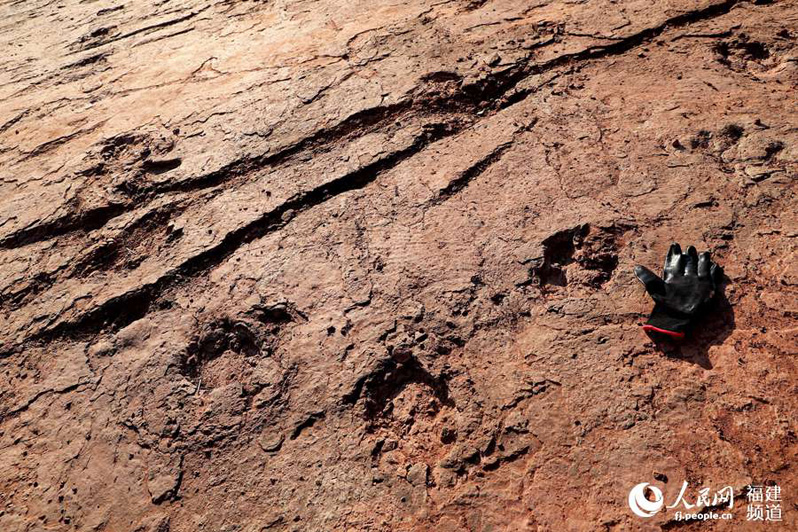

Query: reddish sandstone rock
left=0, top=0, right=796, bottom=530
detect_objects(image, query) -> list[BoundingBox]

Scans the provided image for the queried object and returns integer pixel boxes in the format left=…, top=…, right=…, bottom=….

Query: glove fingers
left=664, top=243, right=683, bottom=280
left=684, top=245, right=698, bottom=275
left=634, top=265, right=666, bottom=298
left=697, top=251, right=712, bottom=278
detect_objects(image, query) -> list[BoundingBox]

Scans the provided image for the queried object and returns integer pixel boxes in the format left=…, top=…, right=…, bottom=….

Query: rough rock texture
left=1, top=0, right=797, bottom=530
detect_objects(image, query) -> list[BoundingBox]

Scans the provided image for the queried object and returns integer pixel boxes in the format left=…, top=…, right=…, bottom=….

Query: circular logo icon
left=628, top=482, right=664, bottom=518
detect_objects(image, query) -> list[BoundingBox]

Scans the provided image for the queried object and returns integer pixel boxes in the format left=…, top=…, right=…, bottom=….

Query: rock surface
left=0, top=0, right=797, bottom=530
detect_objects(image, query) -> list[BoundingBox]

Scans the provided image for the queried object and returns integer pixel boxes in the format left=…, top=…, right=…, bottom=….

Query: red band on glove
left=642, top=324, right=686, bottom=340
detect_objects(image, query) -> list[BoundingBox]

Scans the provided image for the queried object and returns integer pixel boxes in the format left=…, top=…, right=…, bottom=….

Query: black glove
left=634, top=244, right=721, bottom=339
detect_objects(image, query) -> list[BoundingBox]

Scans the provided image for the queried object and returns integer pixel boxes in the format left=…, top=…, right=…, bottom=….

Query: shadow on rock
left=649, top=278, right=736, bottom=369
